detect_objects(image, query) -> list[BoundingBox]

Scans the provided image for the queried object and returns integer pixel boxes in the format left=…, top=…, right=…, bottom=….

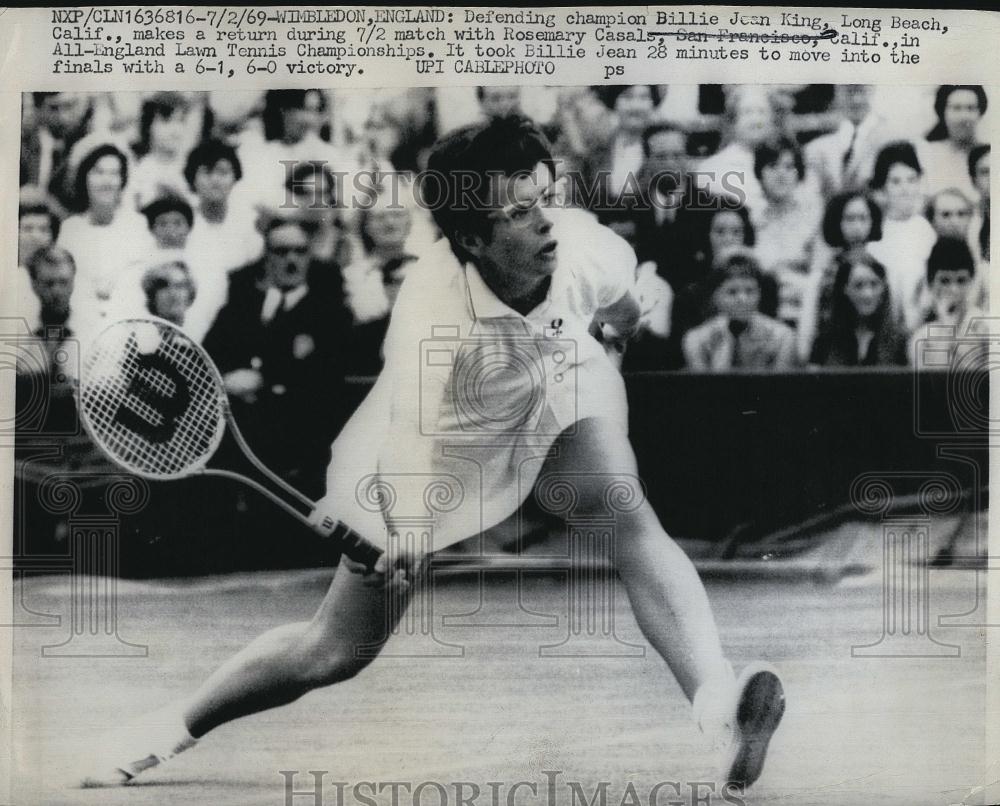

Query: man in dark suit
left=203, top=218, right=348, bottom=501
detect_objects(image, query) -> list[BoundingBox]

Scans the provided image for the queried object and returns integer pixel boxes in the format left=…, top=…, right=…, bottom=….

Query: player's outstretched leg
left=543, top=417, right=784, bottom=788
left=78, top=559, right=410, bottom=787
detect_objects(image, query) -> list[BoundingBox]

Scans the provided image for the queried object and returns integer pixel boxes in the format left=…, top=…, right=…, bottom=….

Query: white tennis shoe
left=76, top=709, right=197, bottom=787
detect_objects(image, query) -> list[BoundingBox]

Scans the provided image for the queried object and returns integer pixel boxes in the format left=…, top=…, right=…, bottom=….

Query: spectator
left=668, top=206, right=769, bottom=362
left=968, top=144, right=990, bottom=265
left=20, top=92, right=94, bottom=211
left=15, top=188, right=61, bottom=324
left=56, top=135, right=151, bottom=323
left=278, top=161, right=356, bottom=298
left=694, top=86, right=783, bottom=216
left=203, top=218, right=348, bottom=499
left=920, top=85, right=988, bottom=200
left=799, top=191, right=884, bottom=360
left=224, top=215, right=344, bottom=325
left=682, top=252, right=797, bottom=372
left=804, top=85, right=891, bottom=196
left=867, top=142, right=937, bottom=331
left=586, top=85, right=662, bottom=202
left=633, top=123, right=719, bottom=276
left=130, top=92, right=198, bottom=209
left=239, top=89, right=358, bottom=210
left=477, top=86, right=523, bottom=120
left=909, top=237, right=988, bottom=370
left=752, top=137, right=822, bottom=330
left=142, top=261, right=197, bottom=328
left=16, top=247, right=84, bottom=434
left=810, top=253, right=907, bottom=367
left=340, top=196, right=419, bottom=375
left=183, top=139, right=265, bottom=340
left=141, top=193, right=193, bottom=251
left=926, top=188, right=974, bottom=241
left=26, top=246, right=80, bottom=335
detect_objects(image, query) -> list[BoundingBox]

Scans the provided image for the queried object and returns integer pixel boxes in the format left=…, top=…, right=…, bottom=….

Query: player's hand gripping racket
left=77, top=318, right=382, bottom=570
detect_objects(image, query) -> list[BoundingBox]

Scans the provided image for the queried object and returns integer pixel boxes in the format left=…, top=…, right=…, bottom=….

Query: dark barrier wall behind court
left=12, top=370, right=989, bottom=577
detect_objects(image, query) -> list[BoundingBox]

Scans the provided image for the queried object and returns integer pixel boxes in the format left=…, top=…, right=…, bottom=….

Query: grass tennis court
left=10, top=532, right=990, bottom=806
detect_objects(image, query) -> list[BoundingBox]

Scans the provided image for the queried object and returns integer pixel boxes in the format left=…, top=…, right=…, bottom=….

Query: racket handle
left=311, top=512, right=383, bottom=571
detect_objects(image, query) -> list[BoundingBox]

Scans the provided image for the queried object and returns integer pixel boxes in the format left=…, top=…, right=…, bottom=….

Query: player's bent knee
left=295, top=638, right=377, bottom=688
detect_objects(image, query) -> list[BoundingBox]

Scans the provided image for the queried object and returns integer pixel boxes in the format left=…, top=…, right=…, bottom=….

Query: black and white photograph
left=2, top=6, right=997, bottom=806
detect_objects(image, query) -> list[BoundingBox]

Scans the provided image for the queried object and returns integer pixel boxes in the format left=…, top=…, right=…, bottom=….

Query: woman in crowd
left=752, top=137, right=822, bottom=331
left=920, top=85, right=988, bottom=201
left=798, top=190, right=884, bottom=360
left=183, top=138, right=266, bottom=340
left=866, top=141, right=937, bottom=331
left=130, top=92, right=201, bottom=209
left=339, top=193, right=418, bottom=376
left=142, top=260, right=197, bottom=329
left=682, top=251, right=797, bottom=372
left=56, top=134, right=151, bottom=322
left=809, top=253, right=907, bottom=367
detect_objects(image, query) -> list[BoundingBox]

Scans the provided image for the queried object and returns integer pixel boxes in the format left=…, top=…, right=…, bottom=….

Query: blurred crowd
left=14, top=84, right=992, bottom=494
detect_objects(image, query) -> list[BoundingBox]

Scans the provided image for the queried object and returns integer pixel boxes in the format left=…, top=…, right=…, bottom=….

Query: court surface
left=9, top=551, right=993, bottom=806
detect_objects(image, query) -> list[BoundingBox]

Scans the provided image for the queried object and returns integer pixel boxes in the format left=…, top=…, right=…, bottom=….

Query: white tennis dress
left=318, top=208, right=637, bottom=552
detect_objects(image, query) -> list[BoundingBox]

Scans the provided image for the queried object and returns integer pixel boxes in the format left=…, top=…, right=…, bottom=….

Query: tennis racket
left=76, top=317, right=382, bottom=570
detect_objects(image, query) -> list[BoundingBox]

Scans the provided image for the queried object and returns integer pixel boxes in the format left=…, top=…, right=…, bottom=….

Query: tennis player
left=81, top=115, right=784, bottom=789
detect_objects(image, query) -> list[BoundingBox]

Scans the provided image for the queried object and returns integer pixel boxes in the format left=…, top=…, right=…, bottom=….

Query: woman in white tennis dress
left=81, top=116, right=784, bottom=792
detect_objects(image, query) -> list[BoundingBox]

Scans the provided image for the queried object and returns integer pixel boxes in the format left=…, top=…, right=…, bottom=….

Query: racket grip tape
left=313, top=513, right=383, bottom=571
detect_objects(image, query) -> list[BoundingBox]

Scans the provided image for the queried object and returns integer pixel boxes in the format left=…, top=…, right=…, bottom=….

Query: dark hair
left=641, top=123, right=686, bottom=158
left=262, top=89, right=328, bottom=142
left=924, top=188, right=972, bottom=225
left=141, top=194, right=194, bottom=230
left=423, top=114, right=555, bottom=263
left=142, top=260, right=196, bottom=308
left=822, top=191, right=882, bottom=248
left=72, top=143, right=128, bottom=212
left=184, top=138, right=242, bottom=191
left=829, top=252, right=890, bottom=328
left=32, top=92, right=58, bottom=108
left=285, top=161, right=339, bottom=208
left=926, top=236, right=976, bottom=283
left=927, top=85, right=988, bottom=142
left=28, top=245, right=76, bottom=281
left=595, top=85, right=662, bottom=111
left=475, top=86, right=519, bottom=103
left=703, top=206, right=756, bottom=253
left=968, top=143, right=990, bottom=181
left=133, top=92, right=191, bottom=158
left=707, top=251, right=764, bottom=295
left=18, top=197, right=61, bottom=242
left=753, top=136, right=805, bottom=182
left=870, top=141, right=922, bottom=190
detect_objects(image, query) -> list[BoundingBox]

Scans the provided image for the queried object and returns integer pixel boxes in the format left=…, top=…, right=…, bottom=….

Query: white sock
left=145, top=704, right=198, bottom=762
left=691, top=661, right=737, bottom=747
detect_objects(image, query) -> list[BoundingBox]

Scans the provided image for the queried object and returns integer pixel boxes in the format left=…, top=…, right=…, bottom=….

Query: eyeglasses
left=269, top=245, right=310, bottom=256
left=493, top=176, right=569, bottom=228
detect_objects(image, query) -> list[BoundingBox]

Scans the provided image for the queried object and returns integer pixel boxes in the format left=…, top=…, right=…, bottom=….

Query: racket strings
left=80, top=321, right=226, bottom=478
